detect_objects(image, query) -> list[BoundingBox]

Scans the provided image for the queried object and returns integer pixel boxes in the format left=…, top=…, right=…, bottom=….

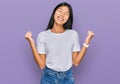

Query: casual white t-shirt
left=36, top=29, right=81, bottom=71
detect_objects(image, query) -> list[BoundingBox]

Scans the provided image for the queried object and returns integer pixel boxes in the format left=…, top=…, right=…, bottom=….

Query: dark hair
left=45, top=2, right=73, bottom=30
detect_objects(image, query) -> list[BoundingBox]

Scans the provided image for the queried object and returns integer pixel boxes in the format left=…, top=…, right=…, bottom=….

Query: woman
left=24, top=2, right=94, bottom=84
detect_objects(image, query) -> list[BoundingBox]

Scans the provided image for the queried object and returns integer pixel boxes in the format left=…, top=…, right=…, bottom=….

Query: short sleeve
left=36, top=33, right=46, bottom=54
left=72, top=31, right=81, bottom=52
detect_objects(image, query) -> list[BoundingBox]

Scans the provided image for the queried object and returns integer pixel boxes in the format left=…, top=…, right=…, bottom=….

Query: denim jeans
left=40, top=66, right=74, bottom=84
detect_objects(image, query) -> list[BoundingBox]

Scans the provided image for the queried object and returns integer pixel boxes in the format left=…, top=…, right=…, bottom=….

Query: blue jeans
left=40, top=66, right=74, bottom=84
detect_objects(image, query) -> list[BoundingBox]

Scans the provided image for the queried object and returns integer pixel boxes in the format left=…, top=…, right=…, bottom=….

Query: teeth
left=57, top=16, right=64, bottom=21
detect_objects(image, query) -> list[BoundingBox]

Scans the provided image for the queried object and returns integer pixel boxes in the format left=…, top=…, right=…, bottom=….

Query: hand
left=24, top=31, right=33, bottom=41
left=85, top=30, right=94, bottom=44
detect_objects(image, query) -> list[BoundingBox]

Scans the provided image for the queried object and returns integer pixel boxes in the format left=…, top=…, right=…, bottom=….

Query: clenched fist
left=85, top=30, right=94, bottom=44
left=24, top=31, right=34, bottom=42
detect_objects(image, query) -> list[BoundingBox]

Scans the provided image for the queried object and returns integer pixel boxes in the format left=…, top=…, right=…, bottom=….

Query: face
left=54, top=6, right=70, bottom=26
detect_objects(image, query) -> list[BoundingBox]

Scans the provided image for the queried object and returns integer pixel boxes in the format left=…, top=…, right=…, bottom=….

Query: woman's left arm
left=72, top=31, right=94, bottom=66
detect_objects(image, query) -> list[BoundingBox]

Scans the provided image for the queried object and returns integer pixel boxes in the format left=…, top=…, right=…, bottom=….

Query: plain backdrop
left=0, top=0, right=120, bottom=84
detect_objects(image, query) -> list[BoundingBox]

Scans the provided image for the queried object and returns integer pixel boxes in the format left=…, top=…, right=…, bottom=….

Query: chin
left=55, top=21, right=65, bottom=26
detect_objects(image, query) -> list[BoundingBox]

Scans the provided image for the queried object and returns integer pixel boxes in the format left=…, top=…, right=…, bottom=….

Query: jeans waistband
left=44, top=66, right=72, bottom=75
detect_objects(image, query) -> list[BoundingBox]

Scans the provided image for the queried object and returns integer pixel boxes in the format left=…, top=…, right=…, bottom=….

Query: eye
left=57, top=9, right=62, bottom=12
left=64, top=12, right=69, bottom=16
left=65, top=13, right=69, bottom=16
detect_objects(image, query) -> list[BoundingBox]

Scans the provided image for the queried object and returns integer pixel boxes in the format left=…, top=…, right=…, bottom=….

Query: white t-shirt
left=36, top=29, right=81, bottom=71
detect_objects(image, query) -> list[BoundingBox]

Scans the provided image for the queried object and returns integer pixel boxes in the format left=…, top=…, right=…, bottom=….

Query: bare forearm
left=74, top=30, right=94, bottom=66
left=75, top=46, right=87, bottom=66
left=28, top=38, right=44, bottom=69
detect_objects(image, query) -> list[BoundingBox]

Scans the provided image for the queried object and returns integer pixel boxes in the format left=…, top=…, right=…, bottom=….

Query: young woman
left=24, top=2, right=94, bottom=84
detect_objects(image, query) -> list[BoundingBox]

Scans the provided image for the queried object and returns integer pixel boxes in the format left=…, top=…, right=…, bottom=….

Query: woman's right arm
left=24, top=31, right=46, bottom=69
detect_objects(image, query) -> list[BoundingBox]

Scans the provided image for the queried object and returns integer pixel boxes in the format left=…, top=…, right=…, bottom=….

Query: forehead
left=57, top=6, right=69, bottom=12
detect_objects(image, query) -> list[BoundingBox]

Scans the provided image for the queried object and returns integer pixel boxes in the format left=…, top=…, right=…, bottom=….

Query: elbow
left=34, top=60, right=45, bottom=70
left=39, top=63, right=46, bottom=70
left=34, top=58, right=46, bottom=70
left=73, top=59, right=83, bottom=67
left=39, top=64, right=45, bottom=70
left=73, top=62, right=79, bottom=67
left=40, top=66, right=45, bottom=70
left=74, top=63, right=79, bottom=67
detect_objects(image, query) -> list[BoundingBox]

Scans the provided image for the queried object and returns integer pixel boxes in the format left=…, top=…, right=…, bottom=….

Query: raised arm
left=73, top=30, right=94, bottom=66
left=24, top=31, right=46, bottom=69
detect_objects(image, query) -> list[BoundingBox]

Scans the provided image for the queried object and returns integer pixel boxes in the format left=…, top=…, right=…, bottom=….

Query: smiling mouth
left=57, top=16, right=64, bottom=22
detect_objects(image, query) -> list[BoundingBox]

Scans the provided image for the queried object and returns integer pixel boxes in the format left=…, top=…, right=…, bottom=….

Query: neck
left=51, top=23, right=65, bottom=33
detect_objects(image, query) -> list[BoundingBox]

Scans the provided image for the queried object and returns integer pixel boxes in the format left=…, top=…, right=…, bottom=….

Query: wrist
left=83, top=43, right=89, bottom=48
left=29, top=37, right=34, bottom=43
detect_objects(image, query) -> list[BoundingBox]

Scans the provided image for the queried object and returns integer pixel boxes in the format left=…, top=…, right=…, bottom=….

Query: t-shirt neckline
left=48, top=29, right=67, bottom=35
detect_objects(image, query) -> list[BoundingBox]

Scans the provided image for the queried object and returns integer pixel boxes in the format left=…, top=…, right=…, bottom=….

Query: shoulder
left=37, top=30, right=48, bottom=40
left=67, top=29, right=79, bottom=35
left=37, top=30, right=48, bottom=37
left=69, top=29, right=79, bottom=38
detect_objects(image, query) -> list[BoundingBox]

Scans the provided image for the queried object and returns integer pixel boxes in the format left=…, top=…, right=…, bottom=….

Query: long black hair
left=46, top=2, right=73, bottom=30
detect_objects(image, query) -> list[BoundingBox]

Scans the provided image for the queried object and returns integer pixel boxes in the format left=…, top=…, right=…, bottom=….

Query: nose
left=60, top=12, right=64, bottom=17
